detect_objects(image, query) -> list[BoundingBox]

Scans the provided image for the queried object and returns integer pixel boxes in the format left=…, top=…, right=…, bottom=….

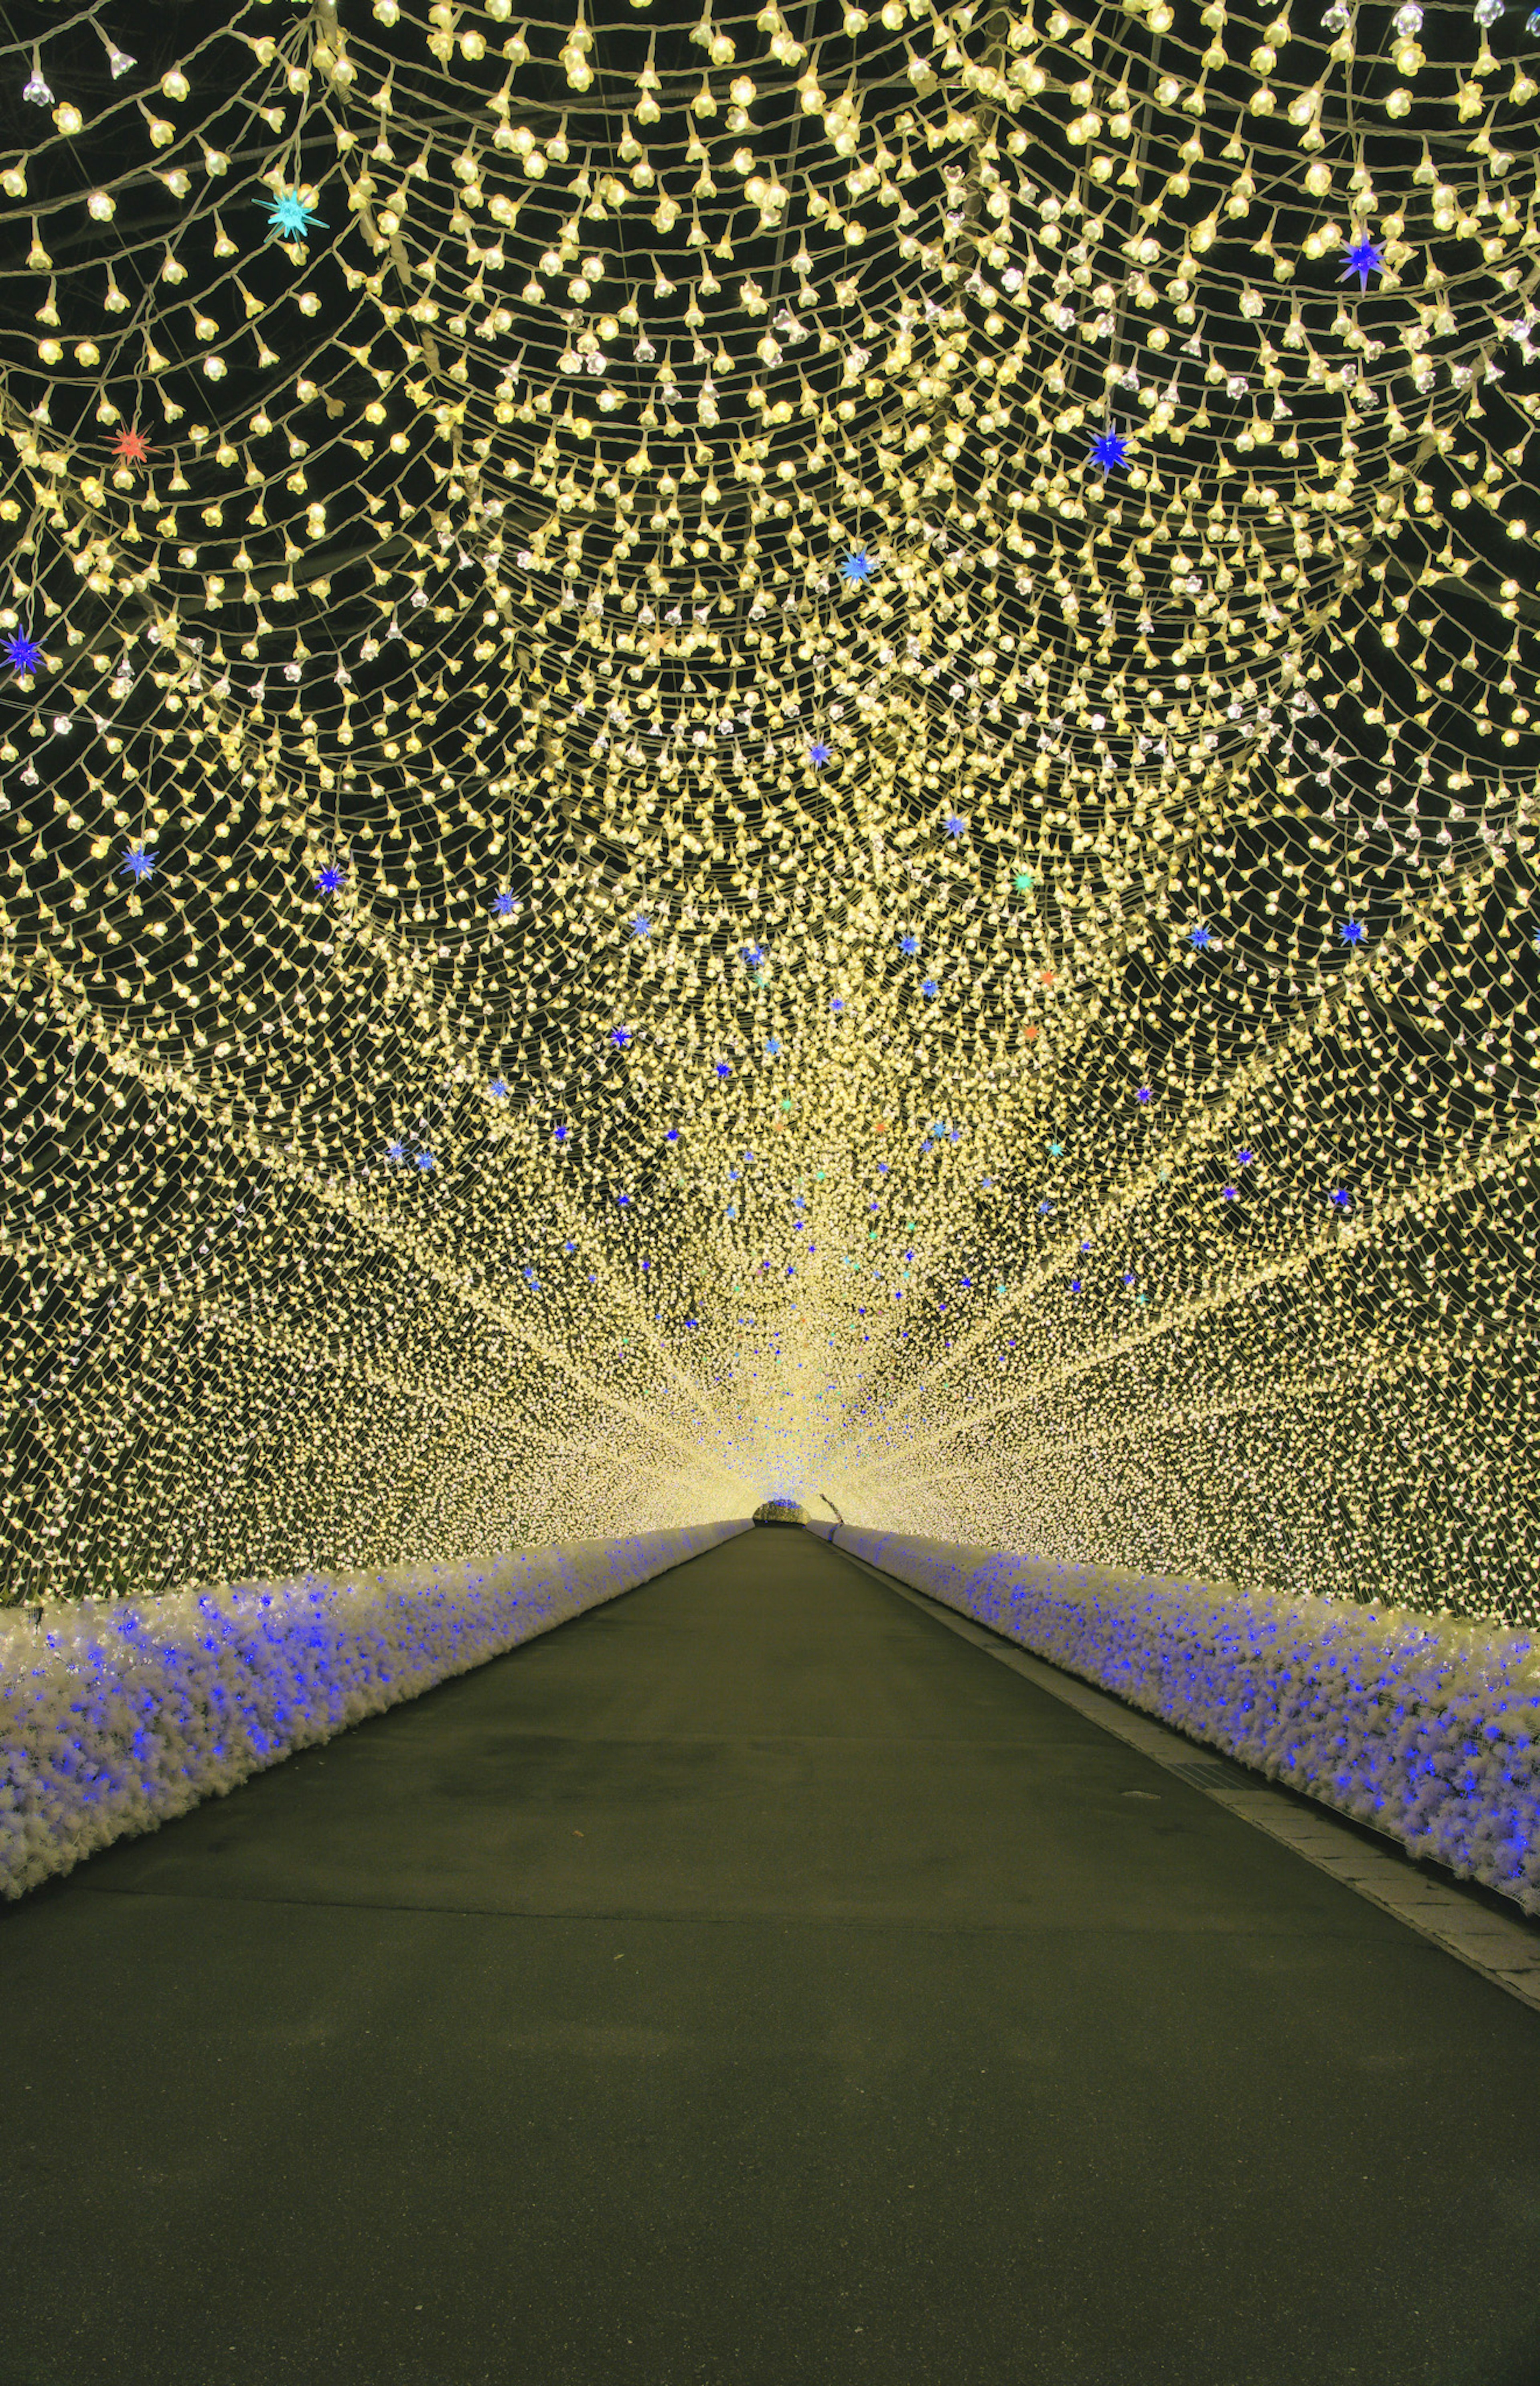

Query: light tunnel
left=2, top=0, right=1540, bottom=2376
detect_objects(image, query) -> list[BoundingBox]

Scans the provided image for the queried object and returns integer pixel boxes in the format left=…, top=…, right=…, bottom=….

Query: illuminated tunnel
left=2, top=0, right=1540, bottom=2377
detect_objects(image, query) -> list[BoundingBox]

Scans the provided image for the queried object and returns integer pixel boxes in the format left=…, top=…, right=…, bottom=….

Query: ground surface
left=3, top=1530, right=1539, bottom=2386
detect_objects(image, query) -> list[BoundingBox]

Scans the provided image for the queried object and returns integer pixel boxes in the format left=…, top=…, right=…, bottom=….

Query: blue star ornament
left=899, top=933, right=919, bottom=956
left=1340, top=237, right=1383, bottom=294
left=944, top=815, right=968, bottom=839
left=839, top=551, right=874, bottom=583
left=1339, top=918, right=1367, bottom=945
left=260, top=188, right=327, bottom=244
left=808, top=741, right=831, bottom=768
left=1089, top=426, right=1130, bottom=476
left=120, top=842, right=157, bottom=882
left=491, top=889, right=515, bottom=917
left=315, top=864, right=346, bottom=896
left=4, top=629, right=43, bottom=677
left=1188, top=924, right=1212, bottom=950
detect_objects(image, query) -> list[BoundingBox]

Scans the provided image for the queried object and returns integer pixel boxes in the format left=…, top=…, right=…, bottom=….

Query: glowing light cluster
left=0, top=0, right=1537, bottom=1616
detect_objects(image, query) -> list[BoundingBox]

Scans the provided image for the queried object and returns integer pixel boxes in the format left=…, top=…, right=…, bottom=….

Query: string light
left=0, top=0, right=1534, bottom=1628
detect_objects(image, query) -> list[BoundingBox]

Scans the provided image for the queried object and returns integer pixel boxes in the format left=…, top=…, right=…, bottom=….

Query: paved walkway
left=4, top=1530, right=1540, bottom=2385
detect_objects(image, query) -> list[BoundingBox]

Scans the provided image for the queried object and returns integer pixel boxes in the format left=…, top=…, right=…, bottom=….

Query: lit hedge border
left=0, top=1522, right=750, bottom=1900
left=827, top=1526, right=1540, bottom=1916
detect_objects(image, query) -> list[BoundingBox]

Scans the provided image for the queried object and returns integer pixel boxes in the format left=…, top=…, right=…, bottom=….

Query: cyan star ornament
left=260, top=188, right=327, bottom=244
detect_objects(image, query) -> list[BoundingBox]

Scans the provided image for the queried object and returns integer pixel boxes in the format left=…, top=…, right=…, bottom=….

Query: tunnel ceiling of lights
left=0, top=0, right=1537, bottom=1616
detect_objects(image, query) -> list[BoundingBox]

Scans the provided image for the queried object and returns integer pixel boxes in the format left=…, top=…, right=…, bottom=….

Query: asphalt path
left=3, top=1527, right=1539, bottom=2386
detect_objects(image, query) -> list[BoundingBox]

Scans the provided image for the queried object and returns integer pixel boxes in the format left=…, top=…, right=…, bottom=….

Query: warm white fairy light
left=0, top=0, right=1535, bottom=1620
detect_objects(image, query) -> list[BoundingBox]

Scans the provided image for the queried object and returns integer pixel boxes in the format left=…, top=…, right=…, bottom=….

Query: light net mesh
left=0, top=0, right=1536, bottom=1614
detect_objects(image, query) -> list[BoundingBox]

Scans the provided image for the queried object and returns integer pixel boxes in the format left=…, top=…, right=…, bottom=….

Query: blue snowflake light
left=386, top=1141, right=406, bottom=1163
left=4, top=630, right=43, bottom=677
left=491, top=890, right=516, bottom=917
left=765, top=1036, right=781, bottom=1056
left=900, top=933, right=919, bottom=956
left=1135, top=1085, right=1152, bottom=1103
left=260, top=188, right=327, bottom=244
left=1089, top=426, right=1130, bottom=475
left=1339, top=237, right=1383, bottom=294
left=120, top=842, right=157, bottom=882
left=715, top=1060, right=732, bottom=1078
left=315, top=864, right=346, bottom=896
left=839, top=551, right=874, bottom=583
left=944, top=815, right=968, bottom=839
left=489, top=1078, right=509, bottom=1099
left=415, top=1150, right=435, bottom=1171
left=1330, top=1187, right=1351, bottom=1208
left=610, top=1026, right=632, bottom=1049
left=1237, top=1148, right=1254, bottom=1166
left=921, top=978, right=939, bottom=998
left=1339, top=919, right=1367, bottom=945
left=631, top=914, right=651, bottom=938
left=553, top=1125, right=569, bottom=1143
left=809, top=741, right=832, bottom=768
left=1188, top=924, right=1212, bottom=949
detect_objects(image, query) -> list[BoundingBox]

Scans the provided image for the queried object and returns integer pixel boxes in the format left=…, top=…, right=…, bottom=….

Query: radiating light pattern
left=0, top=0, right=1537, bottom=1617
